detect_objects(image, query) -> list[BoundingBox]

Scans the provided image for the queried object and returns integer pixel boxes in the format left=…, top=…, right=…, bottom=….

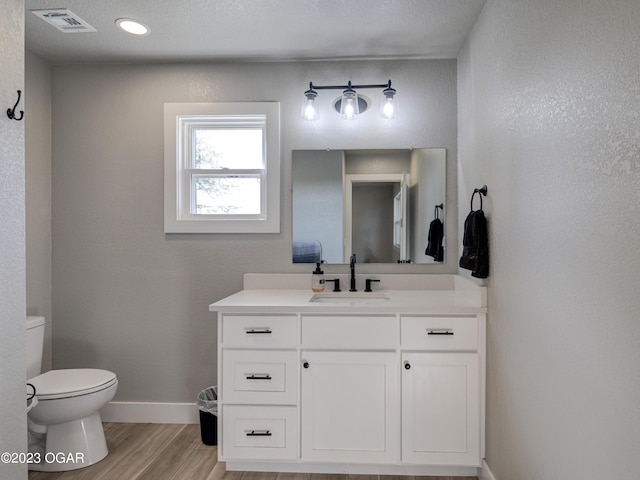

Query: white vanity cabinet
left=211, top=275, right=486, bottom=477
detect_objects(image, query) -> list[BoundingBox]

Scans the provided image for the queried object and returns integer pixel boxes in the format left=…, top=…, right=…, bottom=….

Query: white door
left=401, top=352, right=480, bottom=466
left=301, top=351, right=399, bottom=463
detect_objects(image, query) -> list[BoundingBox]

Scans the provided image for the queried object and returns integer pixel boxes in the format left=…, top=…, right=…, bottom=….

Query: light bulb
left=303, top=101, right=317, bottom=120
left=344, top=100, right=356, bottom=117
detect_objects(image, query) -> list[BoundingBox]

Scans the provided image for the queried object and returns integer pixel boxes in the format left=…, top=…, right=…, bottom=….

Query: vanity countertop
left=209, top=274, right=486, bottom=315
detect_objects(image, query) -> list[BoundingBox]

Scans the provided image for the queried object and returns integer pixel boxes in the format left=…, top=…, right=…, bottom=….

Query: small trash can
left=197, top=386, right=218, bottom=445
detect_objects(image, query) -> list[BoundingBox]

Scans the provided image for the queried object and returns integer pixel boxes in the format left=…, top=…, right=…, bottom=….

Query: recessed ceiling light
left=115, top=18, right=150, bottom=36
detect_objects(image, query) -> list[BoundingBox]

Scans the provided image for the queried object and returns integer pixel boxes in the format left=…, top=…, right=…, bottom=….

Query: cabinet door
left=301, top=351, right=399, bottom=463
left=402, top=353, right=480, bottom=466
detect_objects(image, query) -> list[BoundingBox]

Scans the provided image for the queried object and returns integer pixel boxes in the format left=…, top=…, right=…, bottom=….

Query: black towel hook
left=471, top=185, right=488, bottom=211
left=434, top=203, right=443, bottom=219
left=7, top=90, right=24, bottom=121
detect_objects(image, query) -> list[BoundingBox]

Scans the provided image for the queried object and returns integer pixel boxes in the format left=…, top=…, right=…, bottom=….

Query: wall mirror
left=292, top=148, right=446, bottom=264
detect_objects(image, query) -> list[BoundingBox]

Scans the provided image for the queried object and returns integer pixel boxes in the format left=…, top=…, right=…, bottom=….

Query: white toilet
left=26, top=316, right=118, bottom=472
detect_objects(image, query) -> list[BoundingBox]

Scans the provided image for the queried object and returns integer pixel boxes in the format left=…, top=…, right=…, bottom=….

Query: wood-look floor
left=28, top=423, right=478, bottom=480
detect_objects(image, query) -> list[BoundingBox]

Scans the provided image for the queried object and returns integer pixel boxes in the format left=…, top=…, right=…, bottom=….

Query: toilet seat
left=29, top=369, right=117, bottom=400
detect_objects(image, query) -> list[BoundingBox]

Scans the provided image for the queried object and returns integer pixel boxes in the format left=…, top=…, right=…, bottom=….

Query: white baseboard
left=479, top=459, right=497, bottom=480
left=101, top=401, right=200, bottom=424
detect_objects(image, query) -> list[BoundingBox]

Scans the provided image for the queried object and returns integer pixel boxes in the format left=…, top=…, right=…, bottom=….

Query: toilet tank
left=26, top=316, right=45, bottom=380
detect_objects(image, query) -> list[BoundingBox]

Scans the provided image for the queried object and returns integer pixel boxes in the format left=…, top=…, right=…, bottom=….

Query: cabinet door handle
left=246, top=430, right=272, bottom=437
left=303, top=361, right=309, bottom=369
left=404, top=361, right=411, bottom=370
left=245, top=328, right=272, bottom=334
left=245, top=374, right=272, bottom=380
left=427, top=328, right=454, bottom=335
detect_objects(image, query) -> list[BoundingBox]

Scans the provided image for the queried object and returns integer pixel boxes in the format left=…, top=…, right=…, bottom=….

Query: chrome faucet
left=349, top=254, right=357, bottom=292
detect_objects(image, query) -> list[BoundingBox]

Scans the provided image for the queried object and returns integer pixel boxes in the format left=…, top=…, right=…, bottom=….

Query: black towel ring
left=471, top=185, right=488, bottom=211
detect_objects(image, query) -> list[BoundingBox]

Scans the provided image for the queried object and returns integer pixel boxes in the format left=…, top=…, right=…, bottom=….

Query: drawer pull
left=245, top=374, right=272, bottom=380
left=427, top=328, right=454, bottom=335
left=245, top=328, right=272, bottom=334
left=246, top=430, right=272, bottom=437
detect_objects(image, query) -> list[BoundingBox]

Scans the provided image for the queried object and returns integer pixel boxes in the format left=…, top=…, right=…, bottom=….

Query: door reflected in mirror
left=292, top=149, right=446, bottom=265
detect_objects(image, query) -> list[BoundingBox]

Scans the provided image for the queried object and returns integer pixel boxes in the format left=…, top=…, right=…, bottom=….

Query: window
left=164, top=102, right=280, bottom=233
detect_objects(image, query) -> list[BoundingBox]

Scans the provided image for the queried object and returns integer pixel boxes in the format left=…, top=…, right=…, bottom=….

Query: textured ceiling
left=25, top=0, right=486, bottom=64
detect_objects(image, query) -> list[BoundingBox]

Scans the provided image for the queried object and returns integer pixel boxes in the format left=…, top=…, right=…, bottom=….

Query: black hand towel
left=425, top=218, right=444, bottom=262
left=459, top=209, right=489, bottom=278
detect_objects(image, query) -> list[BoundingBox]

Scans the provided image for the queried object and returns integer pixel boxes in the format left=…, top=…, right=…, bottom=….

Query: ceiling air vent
left=31, top=9, right=97, bottom=33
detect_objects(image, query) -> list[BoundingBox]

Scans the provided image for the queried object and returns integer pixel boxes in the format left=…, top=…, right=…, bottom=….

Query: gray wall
left=0, top=0, right=27, bottom=478
left=458, top=0, right=640, bottom=478
left=49, top=60, right=458, bottom=404
left=26, top=52, right=53, bottom=372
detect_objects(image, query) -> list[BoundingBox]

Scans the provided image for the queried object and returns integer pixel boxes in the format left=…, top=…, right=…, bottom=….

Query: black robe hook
left=7, top=90, right=24, bottom=121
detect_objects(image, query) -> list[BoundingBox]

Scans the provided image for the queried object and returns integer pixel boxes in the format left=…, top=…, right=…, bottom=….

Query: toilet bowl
left=26, top=317, right=118, bottom=472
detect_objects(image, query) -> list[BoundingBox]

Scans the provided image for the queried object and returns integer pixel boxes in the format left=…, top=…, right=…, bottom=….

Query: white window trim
left=164, top=102, right=280, bottom=233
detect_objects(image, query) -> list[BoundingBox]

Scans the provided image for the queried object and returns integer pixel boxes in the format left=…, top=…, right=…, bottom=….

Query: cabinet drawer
left=401, top=316, right=478, bottom=351
left=222, top=405, right=298, bottom=460
left=302, top=315, right=397, bottom=348
left=222, top=315, right=298, bottom=346
left=222, top=349, right=298, bottom=404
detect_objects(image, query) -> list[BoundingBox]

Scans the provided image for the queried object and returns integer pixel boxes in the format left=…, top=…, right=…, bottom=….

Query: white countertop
left=209, top=274, right=487, bottom=315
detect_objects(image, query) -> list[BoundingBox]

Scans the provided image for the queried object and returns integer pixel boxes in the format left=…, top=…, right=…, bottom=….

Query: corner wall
left=0, top=0, right=27, bottom=478
left=458, top=0, right=640, bottom=478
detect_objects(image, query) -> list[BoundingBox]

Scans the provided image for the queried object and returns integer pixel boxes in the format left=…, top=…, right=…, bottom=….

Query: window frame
left=164, top=102, right=280, bottom=233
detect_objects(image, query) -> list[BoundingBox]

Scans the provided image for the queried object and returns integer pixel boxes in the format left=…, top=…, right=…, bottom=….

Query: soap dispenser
left=311, top=263, right=325, bottom=292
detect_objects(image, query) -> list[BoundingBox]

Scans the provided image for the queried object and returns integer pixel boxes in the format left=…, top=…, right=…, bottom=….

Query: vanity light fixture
left=115, top=18, right=150, bottom=35
left=301, top=80, right=398, bottom=121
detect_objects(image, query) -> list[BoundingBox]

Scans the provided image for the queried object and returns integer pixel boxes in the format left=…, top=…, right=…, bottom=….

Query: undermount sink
left=309, top=292, right=390, bottom=305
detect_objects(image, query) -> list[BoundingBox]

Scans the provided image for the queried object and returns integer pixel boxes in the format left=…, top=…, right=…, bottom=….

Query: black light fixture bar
left=306, top=80, right=393, bottom=91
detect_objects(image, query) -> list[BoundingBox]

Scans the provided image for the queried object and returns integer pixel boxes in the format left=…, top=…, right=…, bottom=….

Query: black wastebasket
left=197, top=386, right=218, bottom=445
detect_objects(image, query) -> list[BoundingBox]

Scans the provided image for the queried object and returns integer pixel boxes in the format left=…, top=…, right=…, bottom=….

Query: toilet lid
left=29, top=369, right=117, bottom=400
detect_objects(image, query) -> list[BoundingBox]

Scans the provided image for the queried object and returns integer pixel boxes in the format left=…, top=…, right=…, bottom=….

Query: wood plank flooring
left=28, top=423, right=477, bottom=480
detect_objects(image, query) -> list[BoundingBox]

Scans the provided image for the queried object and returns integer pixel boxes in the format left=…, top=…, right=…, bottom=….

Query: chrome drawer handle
left=246, top=430, right=272, bottom=437
left=427, top=328, right=454, bottom=335
left=245, top=328, right=272, bottom=334
left=245, top=374, right=272, bottom=380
